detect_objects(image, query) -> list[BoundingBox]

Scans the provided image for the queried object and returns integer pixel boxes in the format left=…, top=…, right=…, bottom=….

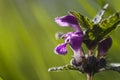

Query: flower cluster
left=49, top=4, right=120, bottom=80
left=54, top=13, right=112, bottom=74
left=55, top=15, right=84, bottom=58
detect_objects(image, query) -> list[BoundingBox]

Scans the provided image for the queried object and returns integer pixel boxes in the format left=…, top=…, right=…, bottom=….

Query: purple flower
left=54, top=43, right=67, bottom=55
left=55, top=14, right=81, bottom=32
left=98, top=37, right=112, bottom=56
left=54, top=14, right=84, bottom=57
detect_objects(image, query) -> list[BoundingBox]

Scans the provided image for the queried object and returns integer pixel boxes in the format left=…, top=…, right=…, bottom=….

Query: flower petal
left=54, top=43, right=67, bottom=55
left=98, top=37, right=112, bottom=56
left=55, top=15, right=81, bottom=31
left=67, top=32, right=83, bottom=51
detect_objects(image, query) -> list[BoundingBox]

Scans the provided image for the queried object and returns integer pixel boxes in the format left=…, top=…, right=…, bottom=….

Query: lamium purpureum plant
left=48, top=4, right=120, bottom=80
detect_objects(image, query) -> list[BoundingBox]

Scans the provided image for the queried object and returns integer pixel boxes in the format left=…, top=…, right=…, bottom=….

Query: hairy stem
left=87, top=73, right=94, bottom=80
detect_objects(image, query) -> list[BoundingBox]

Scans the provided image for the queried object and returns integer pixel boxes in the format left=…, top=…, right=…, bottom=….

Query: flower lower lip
left=54, top=43, right=67, bottom=55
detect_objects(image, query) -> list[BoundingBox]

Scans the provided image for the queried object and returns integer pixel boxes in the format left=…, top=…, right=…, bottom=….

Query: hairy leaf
left=97, top=12, right=120, bottom=40
left=106, top=63, right=120, bottom=73
left=84, top=11, right=120, bottom=49
left=70, top=11, right=93, bottom=29
left=92, top=3, right=109, bottom=24
left=48, top=64, right=80, bottom=72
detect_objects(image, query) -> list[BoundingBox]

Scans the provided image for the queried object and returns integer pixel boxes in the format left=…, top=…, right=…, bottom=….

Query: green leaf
left=87, top=25, right=103, bottom=40
left=48, top=64, right=80, bottom=72
left=99, top=11, right=120, bottom=29
left=97, top=11, right=120, bottom=40
left=70, top=11, right=93, bottom=29
left=88, top=12, right=120, bottom=41
left=84, top=12, right=120, bottom=49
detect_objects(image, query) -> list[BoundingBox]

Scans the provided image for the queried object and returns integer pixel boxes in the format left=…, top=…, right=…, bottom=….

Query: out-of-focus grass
left=0, top=0, right=120, bottom=80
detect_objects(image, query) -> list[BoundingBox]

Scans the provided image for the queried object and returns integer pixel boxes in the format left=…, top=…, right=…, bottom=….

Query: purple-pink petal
left=55, top=15, right=81, bottom=31
left=69, top=32, right=83, bottom=51
left=54, top=43, right=67, bottom=55
left=64, top=31, right=83, bottom=52
left=98, top=37, right=112, bottom=56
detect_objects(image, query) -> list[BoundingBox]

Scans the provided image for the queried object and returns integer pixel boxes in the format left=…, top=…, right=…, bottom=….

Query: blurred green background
left=0, top=0, right=120, bottom=80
